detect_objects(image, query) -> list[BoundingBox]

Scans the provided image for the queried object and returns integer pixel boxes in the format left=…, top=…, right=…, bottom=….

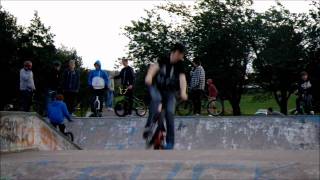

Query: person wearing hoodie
left=47, top=94, right=72, bottom=134
left=88, top=60, right=109, bottom=115
left=20, top=60, right=36, bottom=112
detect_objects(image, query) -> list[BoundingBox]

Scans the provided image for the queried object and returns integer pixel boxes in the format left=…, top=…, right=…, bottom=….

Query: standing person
left=63, top=60, right=80, bottom=116
left=105, top=71, right=115, bottom=111
left=114, top=59, right=135, bottom=116
left=207, top=79, right=218, bottom=100
left=46, top=61, right=62, bottom=111
left=88, top=60, right=109, bottom=116
left=143, top=43, right=188, bottom=150
left=47, top=94, right=72, bottom=134
left=190, top=58, right=205, bottom=115
left=20, top=60, right=36, bottom=112
left=296, top=71, right=314, bottom=114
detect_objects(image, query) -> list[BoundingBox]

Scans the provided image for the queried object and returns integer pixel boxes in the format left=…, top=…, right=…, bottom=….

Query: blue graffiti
left=130, top=165, right=144, bottom=180
left=192, top=163, right=247, bottom=180
left=167, top=163, right=183, bottom=180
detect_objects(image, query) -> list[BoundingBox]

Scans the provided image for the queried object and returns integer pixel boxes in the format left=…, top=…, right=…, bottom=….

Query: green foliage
left=0, top=9, right=85, bottom=112
left=123, top=0, right=319, bottom=115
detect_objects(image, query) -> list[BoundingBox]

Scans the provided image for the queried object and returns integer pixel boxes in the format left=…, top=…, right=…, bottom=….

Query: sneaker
left=71, top=113, right=77, bottom=117
left=108, top=108, right=114, bottom=112
left=310, top=111, right=315, bottom=115
left=163, top=143, right=174, bottom=150
left=195, top=114, right=200, bottom=116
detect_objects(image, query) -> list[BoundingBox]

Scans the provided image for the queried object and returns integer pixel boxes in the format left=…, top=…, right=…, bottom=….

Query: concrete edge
left=0, top=111, right=82, bottom=150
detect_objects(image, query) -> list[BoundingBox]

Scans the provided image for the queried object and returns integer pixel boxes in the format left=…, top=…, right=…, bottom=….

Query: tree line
left=123, top=0, right=320, bottom=115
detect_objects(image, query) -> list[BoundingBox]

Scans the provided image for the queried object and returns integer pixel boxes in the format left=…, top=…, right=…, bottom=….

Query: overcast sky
left=1, top=0, right=314, bottom=70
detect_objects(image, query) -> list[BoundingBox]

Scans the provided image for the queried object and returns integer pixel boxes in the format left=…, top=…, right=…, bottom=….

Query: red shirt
left=208, top=84, right=218, bottom=98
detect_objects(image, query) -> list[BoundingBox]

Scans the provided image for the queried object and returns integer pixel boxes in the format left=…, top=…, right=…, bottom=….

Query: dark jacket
left=63, top=69, right=80, bottom=93
left=114, top=66, right=135, bottom=87
left=298, top=79, right=312, bottom=96
left=47, top=68, right=62, bottom=91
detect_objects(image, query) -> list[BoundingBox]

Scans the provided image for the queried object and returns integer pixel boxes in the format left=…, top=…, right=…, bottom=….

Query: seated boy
left=47, top=94, right=72, bottom=133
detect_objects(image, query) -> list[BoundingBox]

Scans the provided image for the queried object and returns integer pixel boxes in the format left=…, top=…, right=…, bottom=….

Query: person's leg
left=91, top=90, right=97, bottom=113
left=98, top=89, right=105, bottom=112
left=20, top=90, right=27, bottom=111
left=164, top=91, right=176, bottom=149
left=145, top=86, right=162, bottom=128
left=191, top=90, right=197, bottom=114
left=107, top=90, right=113, bottom=108
left=26, top=91, right=33, bottom=112
left=70, top=92, right=78, bottom=114
left=296, top=96, right=302, bottom=114
left=58, top=124, right=66, bottom=134
left=64, top=92, right=72, bottom=113
left=125, top=89, right=133, bottom=115
left=195, top=90, right=202, bottom=114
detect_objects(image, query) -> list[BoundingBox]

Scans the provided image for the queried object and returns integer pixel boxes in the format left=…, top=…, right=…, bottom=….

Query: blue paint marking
left=77, top=167, right=96, bottom=180
left=192, top=163, right=247, bottom=180
left=130, top=165, right=144, bottom=180
left=167, top=163, right=183, bottom=180
left=254, top=166, right=262, bottom=180
left=128, top=127, right=137, bottom=135
left=254, top=163, right=298, bottom=180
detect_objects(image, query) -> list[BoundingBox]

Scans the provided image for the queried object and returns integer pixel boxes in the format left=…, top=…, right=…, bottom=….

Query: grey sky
left=1, top=0, right=314, bottom=70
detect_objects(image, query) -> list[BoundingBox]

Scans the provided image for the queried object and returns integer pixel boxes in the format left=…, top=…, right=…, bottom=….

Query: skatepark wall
left=68, top=116, right=320, bottom=150
left=0, top=112, right=81, bottom=152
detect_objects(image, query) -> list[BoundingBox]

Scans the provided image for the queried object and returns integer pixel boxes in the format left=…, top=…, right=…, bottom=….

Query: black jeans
left=20, top=90, right=33, bottom=112
left=51, top=122, right=66, bottom=133
left=191, top=89, right=203, bottom=114
left=296, top=94, right=313, bottom=114
left=91, top=89, right=105, bottom=113
left=124, top=88, right=133, bottom=115
left=64, top=91, right=78, bottom=114
left=146, top=86, right=176, bottom=146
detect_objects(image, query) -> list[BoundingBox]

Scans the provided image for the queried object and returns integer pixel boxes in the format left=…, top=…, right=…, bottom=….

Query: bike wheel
left=176, top=100, right=193, bottom=116
left=135, top=100, right=147, bottom=117
left=114, top=100, right=126, bottom=117
left=64, top=132, right=74, bottom=142
left=207, top=99, right=224, bottom=116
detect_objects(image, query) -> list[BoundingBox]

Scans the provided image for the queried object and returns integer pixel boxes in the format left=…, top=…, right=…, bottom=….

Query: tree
left=252, top=4, right=307, bottom=114
left=0, top=7, right=22, bottom=109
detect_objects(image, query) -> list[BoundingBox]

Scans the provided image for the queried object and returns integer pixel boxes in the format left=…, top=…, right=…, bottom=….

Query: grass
left=223, top=93, right=296, bottom=115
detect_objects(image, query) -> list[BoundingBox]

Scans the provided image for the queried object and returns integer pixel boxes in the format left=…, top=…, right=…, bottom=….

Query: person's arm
left=145, top=63, right=160, bottom=86
left=200, top=68, right=205, bottom=90
left=31, top=71, right=36, bottom=90
left=62, top=102, right=72, bottom=122
left=179, top=73, right=188, bottom=100
left=113, top=69, right=122, bottom=80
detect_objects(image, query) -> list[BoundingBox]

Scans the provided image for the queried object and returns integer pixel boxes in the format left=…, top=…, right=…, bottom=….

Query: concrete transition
left=68, top=116, right=320, bottom=150
left=0, top=112, right=319, bottom=180
left=0, top=112, right=80, bottom=152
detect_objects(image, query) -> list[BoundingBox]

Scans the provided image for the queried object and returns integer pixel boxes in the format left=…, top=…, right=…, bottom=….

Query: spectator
left=88, top=60, right=109, bottom=115
left=114, top=59, right=135, bottom=116
left=63, top=60, right=80, bottom=115
left=20, top=60, right=36, bottom=112
left=46, top=61, right=62, bottom=112
left=190, top=58, right=205, bottom=115
left=296, top=71, right=313, bottom=114
left=105, top=71, right=115, bottom=111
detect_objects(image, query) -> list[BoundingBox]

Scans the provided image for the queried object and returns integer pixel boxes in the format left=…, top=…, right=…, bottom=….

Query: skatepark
left=1, top=111, right=319, bottom=179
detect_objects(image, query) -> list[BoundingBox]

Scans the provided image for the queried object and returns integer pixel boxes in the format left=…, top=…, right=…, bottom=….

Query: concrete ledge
left=0, top=111, right=81, bottom=152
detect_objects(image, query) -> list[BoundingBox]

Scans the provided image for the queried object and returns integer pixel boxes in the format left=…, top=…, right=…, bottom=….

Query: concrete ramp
left=69, top=116, right=319, bottom=150
left=0, top=112, right=80, bottom=152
